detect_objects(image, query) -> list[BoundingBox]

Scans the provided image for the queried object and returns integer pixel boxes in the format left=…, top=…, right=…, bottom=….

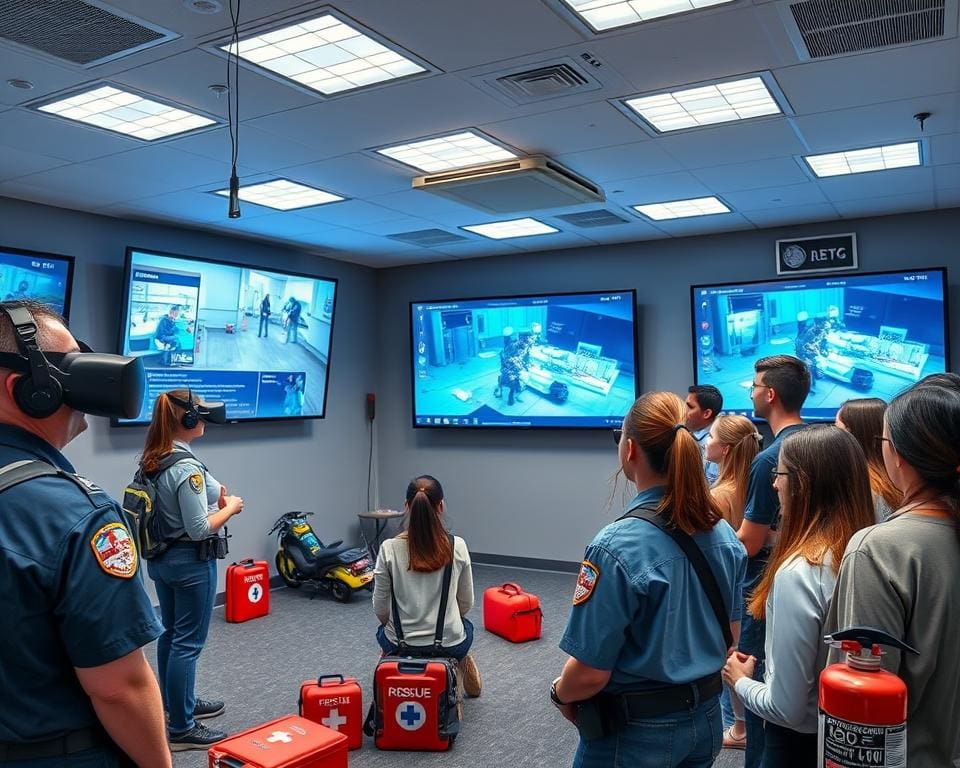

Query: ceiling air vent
left=783, top=0, right=948, bottom=59
left=556, top=209, right=630, bottom=228
left=413, top=156, right=604, bottom=215
left=0, top=0, right=177, bottom=67
left=474, top=57, right=603, bottom=105
left=387, top=229, right=469, bottom=247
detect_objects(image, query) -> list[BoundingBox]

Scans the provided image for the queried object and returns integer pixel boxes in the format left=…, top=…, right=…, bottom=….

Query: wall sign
left=776, top=233, right=858, bottom=276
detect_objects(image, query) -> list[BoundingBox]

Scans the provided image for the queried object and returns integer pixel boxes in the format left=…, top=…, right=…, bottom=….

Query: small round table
left=357, top=509, right=405, bottom=560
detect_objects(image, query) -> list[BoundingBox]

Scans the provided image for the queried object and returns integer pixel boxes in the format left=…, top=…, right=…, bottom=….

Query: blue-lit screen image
left=0, top=247, right=73, bottom=318
left=692, top=268, right=950, bottom=421
left=118, top=248, right=336, bottom=424
left=411, top=290, right=638, bottom=429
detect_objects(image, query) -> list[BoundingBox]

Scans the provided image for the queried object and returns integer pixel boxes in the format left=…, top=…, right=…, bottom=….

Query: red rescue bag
left=298, top=675, right=363, bottom=750
left=483, top=582, right=543, bottom=643
left=207, top=714, right=347, bottom=768
left=225, top=559, right=270, bottom=623
left=369, top=658, right=459, bottom=751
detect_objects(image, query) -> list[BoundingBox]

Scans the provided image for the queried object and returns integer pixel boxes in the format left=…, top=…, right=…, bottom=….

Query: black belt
left=0, top=726, right=109, bottom=761
left=166, top=538, right=200, bottom=549
left=620, top=672, right=723, bottom=719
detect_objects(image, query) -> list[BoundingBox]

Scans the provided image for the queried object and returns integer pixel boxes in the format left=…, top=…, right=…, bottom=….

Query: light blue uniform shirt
left=692, top=425, right=719, bottom=486
left=560, top=486, right=747, bottom=692
left=153, top=440, right=222, bottom=541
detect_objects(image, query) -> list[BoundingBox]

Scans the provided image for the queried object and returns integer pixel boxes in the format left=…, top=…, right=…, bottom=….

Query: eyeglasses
left=613, top=428, right=623, bottom=446
left=750, top=382, right=771, bottom=394
left=770, top=469, right=790, bottom=483
left=874, top=435, right=893, bottom=448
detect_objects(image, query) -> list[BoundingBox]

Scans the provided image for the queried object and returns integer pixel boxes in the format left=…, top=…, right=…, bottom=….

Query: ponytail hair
left=623, top=392, right=723, bottom=534
left=139, top=389, right=191, bottom=474
left=712, top=414, right=763, bottom=516
left=403, top=475, right=453, bottom=572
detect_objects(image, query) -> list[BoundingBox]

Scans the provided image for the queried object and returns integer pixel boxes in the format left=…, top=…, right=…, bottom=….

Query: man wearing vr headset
left=0, top=301, right=171, bottom=767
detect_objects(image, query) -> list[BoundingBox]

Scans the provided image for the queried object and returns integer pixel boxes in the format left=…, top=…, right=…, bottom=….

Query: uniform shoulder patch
left=188, top=473, right=204, bottom=494
left=90, top=522, right=138, bottom=579
left=573, top=560, right=599, bottom=605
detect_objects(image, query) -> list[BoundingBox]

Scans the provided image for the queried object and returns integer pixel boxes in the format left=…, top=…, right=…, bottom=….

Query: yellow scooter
left=270, top=511, right=374, bottom=602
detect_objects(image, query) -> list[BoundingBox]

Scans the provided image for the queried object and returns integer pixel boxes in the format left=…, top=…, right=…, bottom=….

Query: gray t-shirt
left=826, top=512, right=960, bottom=768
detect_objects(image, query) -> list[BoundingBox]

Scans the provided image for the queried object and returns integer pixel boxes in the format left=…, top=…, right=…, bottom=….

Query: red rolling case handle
left=499, top=582, right=522, bottom=595
left=397, top=660, right=429, bottom=674
left=318, top=674, right=345, bottom=686
left=230, top=558, right=256, bottom=568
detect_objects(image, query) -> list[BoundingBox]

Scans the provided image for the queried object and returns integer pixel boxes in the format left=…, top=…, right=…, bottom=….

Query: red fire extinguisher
left=818, top=627, right=917, bottom=768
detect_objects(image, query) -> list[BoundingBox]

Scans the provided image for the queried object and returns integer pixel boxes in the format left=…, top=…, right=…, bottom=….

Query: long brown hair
left=623, top=392, right=724, bottom=534
left=403, top=475, right=452, bottom=572
left=748, top=425, right=874, bottom=619
left=711, top=414, right=763, bottom=526
left=837, top=398, right=902, bottom=511
left=140, top=389, right=191, bottom=474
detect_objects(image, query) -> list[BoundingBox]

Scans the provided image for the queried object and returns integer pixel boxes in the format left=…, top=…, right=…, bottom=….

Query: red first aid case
left=372, top=658, right=459, bottom=751
left=207, top=715, right=347, bottom=768
left=483, top=582, right=543, bottom=643
left=225, top=559, right=270, bottom=623
left=299, top=675, right=363, bottom=750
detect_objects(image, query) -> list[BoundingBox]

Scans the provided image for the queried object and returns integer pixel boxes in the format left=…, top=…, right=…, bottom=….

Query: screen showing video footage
left=692, top=268, right=950, bottom=422
left=411, top=290, right=638, bottom=429
left=118, top=248, right=337, bottom=424
left=0, top=247, right=74, bottom=318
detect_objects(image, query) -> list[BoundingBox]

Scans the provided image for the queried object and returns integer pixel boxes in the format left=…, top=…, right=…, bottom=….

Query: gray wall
left=0, top=196, right=378, bottom=595
left=374, top=208, right=960, bottom=564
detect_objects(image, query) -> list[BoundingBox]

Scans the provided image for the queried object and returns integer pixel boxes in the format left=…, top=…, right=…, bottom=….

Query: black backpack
left=122, top=450, right=194, bottom=560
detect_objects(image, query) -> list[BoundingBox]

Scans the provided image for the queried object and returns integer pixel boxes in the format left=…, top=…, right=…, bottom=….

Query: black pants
left=762, top=722, right=817, bottom=768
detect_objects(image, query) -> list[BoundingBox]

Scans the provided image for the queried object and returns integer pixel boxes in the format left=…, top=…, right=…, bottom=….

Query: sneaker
left=194, top=699, right=226, bottom=720
left=460, top=653, right=482, bottom=698
left=169, top=723, right=228, bottom=752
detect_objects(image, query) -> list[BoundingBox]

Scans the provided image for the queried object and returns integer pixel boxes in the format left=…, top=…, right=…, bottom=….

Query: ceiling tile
left=171, top=124, right=319, bottom=172
left=692, top=157, right=812, bottom=193
left=293, top=199, right=409, bottom=226
left=367, top=189, right=480, bottom=220
left=722, top=182, right=829, bottom=211
left=222, top=212, right=340, bottom=238
left=636, top=212, right=754, bottom=236
left=605, top=171, right=714, bottom=205
left=817, top=167, right=934, bottom=203
left=935, top=190, right=960, bottom=208
left=655, top=119, right=806, bottom=169
left=833, top=191, right=936, bottom=218
left=0, top=45, right=88, bottom=107
left=0, top=108, right=139, bottom=162
left=934, top=163, right=960, bottom=190
left=102, top=189, right=273, bottom=223
left=741, top=203, right=839, bottom=229
left=283, top=153, right=410, bottom=199
left=0, top=143, right=69, bottom=181
left=556, top=141, right=684, bottom=183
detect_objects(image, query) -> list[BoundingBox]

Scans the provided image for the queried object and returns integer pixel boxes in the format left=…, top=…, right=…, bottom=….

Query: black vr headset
left=0, top=304, right=145, bottom=420
left=166, top=390, right=227, bottom=427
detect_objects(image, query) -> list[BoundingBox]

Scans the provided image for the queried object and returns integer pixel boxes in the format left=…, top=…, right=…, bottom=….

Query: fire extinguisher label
left=819, top=713, right=906, bottom=768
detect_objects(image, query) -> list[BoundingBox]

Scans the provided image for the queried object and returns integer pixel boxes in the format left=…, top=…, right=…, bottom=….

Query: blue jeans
left=739, top=555, right=769, bottom=768
left=4, top=749, right=122, bottom=767
left=285, top=322, right=298, bottom=343
left=147, top=547, right=217, bottom=735
left=376, top=618, right=474, bottom=661
left=573, top=696, right=721, bottom=768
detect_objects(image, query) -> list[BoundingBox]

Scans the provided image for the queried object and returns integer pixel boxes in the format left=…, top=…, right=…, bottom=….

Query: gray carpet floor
left=162, top=563, right=745, bottom=767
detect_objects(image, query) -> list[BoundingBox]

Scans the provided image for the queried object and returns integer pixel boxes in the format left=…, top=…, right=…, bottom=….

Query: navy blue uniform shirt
left=560, top=486, right=747, bottom=691
left=0, top=424, right=162, bottom=742
left=742, top=423, right=806, bottom=533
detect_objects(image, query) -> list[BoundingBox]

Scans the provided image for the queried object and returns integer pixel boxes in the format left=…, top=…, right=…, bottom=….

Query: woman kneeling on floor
left=371, top=474, right=481, bottom=697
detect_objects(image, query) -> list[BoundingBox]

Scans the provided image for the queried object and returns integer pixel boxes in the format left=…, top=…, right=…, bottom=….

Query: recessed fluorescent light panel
left=377, top=131, right=518, bottom=173
left=214, top=179, right=344, bottom=210
left=623, top=76, right=783, bottom=133
left=633, top=197, right=730, bottom=220
left=561, top=0, right=734, bottom=31
left=463, top=218, right=559, bottom=239
left=803, top=142, right=922, bottom=178
left=222, top=13, right=425, bottom=95
left=35, top=86, right=215, bottom=140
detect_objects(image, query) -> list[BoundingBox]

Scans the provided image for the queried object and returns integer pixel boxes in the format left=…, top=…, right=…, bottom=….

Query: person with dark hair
left=685, top=384, right=723, bottom=485
left=724, top=426, right=874, bottom=767
left=795, top=317, right=828, bottom=394
left=552, top=392, right=746, bottom=767
left=371, top=475, right=481, bottom=697
left=139, top=390, right=243, bottom=750
left=4, top=278, right=30, bottom=301
left=258, top=294, right=271, bottom=338
left=283, top=298, right=302, bottom=344
left=736, top=353, right=810, bottom=767
left=827, top=384, right=960, bottom=767
left=155, top=305, right=182, bottom=352
left=912, top=371, right=960, bottom=392
left=0, top=300, right=172, bottom=767
left=836, top=398, right=901, bottom=521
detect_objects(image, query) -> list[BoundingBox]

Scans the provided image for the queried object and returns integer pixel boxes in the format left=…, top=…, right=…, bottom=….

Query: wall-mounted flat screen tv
left=0, top=246, right=74, bottom=318
left=692, top=268, right=951, bottom=422
left=410, top=289, right=638, bottom=429
left=117, top=247, right=337, bottom=425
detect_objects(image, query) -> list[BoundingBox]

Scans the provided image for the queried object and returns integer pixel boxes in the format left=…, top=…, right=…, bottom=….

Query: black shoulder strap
left=390, top=533, right=456, bottom=653
left=0, top=459, right=60, bottom=493
left=146, top=449, right=199, bottom=480
left=620, top=505, right=734, bottom=649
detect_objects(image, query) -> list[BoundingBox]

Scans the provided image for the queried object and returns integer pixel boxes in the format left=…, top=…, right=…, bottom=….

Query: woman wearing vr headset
left=138, top=389, right=242, bottom=751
